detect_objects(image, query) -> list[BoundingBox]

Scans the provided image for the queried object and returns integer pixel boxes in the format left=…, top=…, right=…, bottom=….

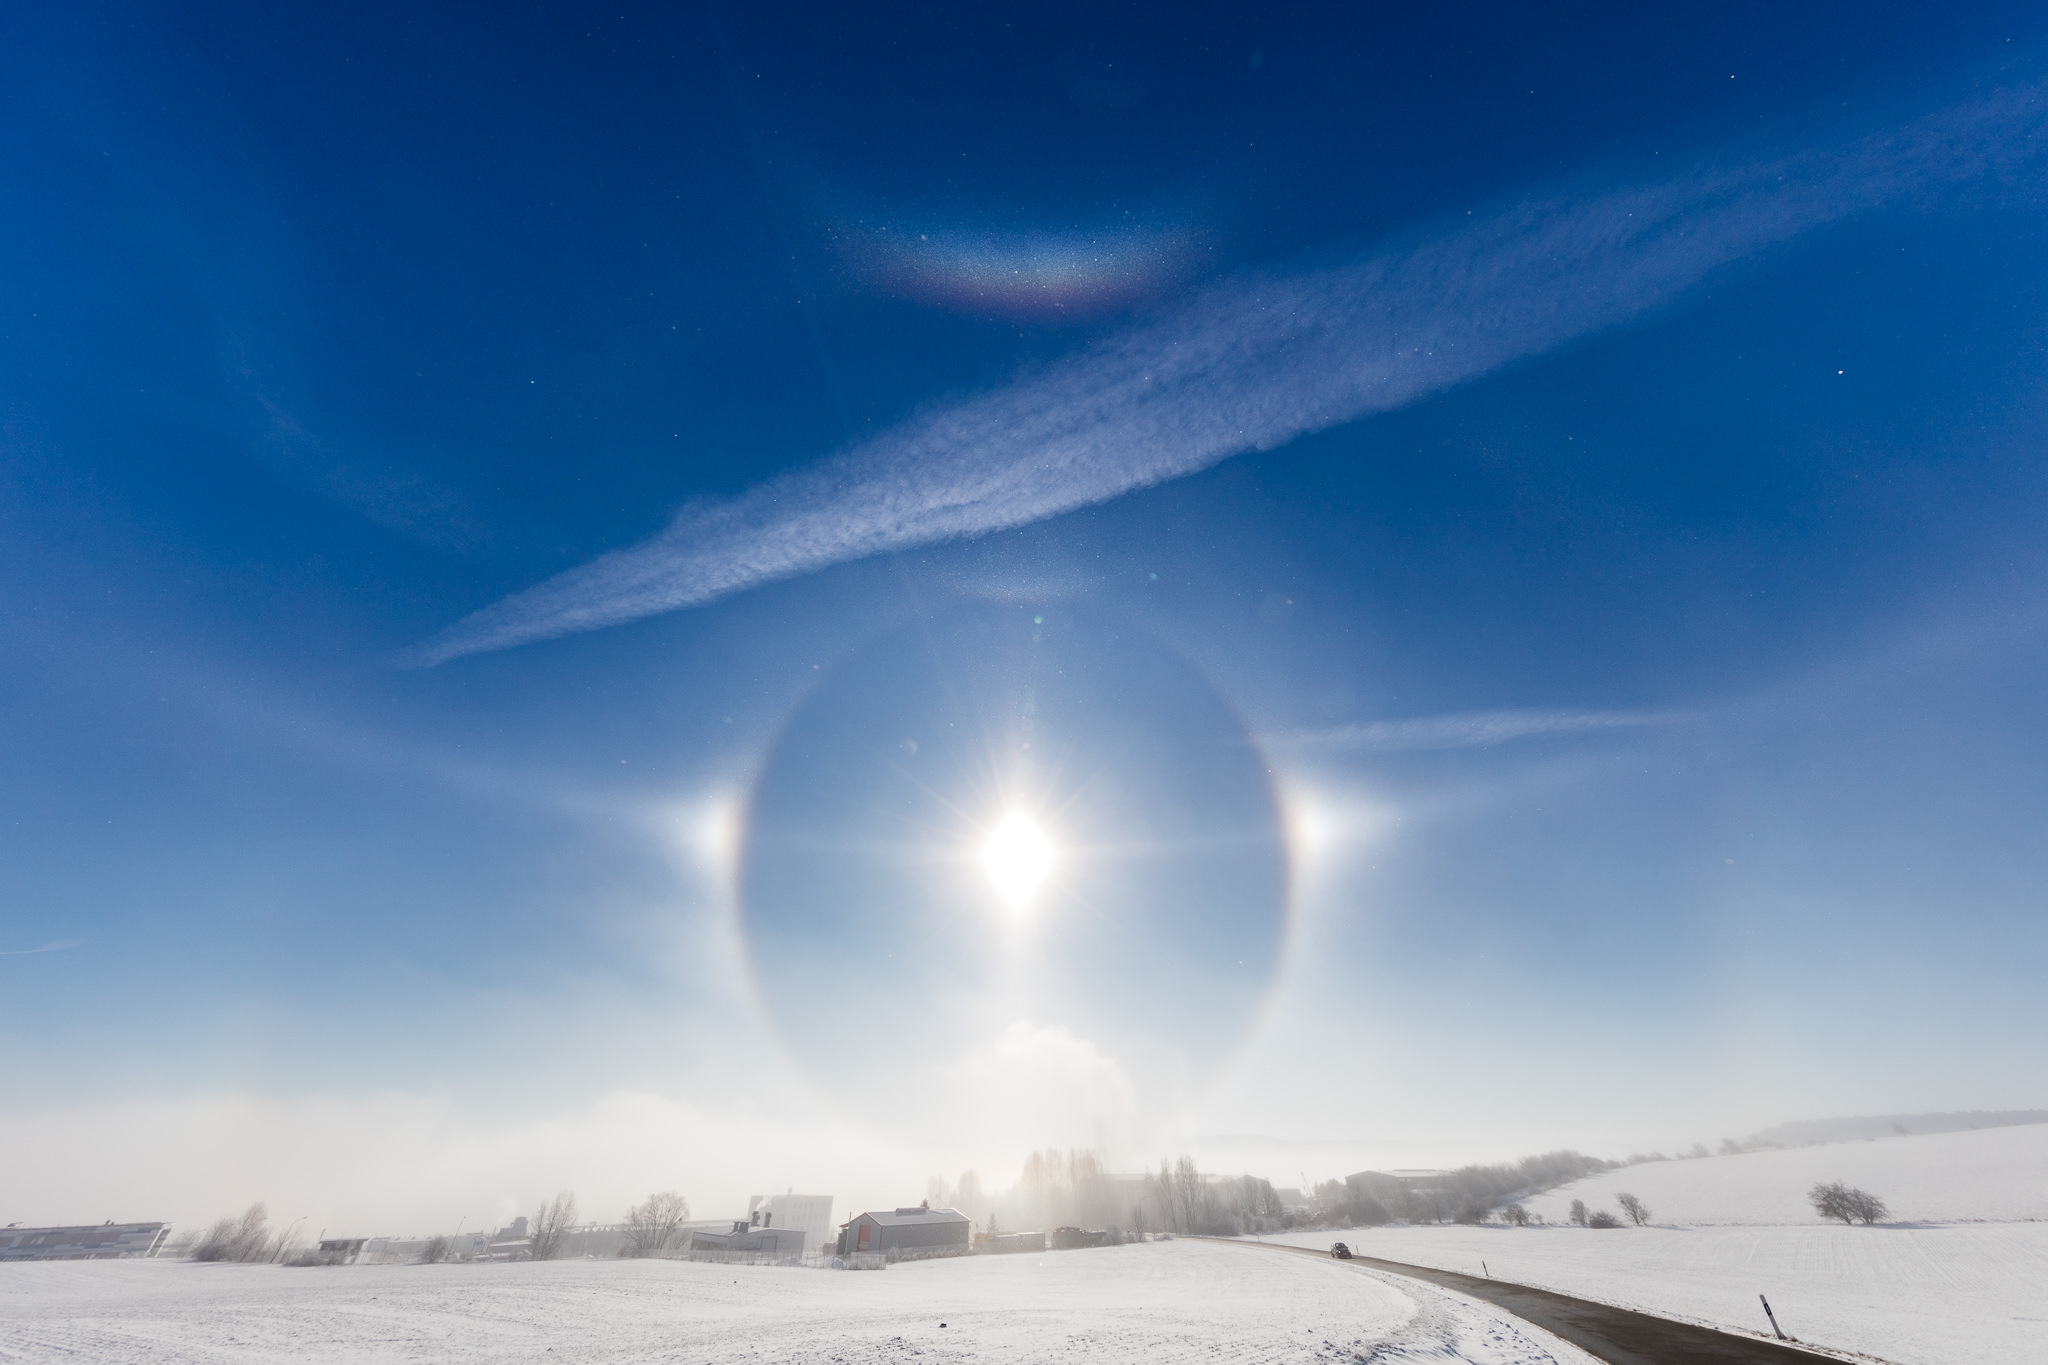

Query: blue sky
left=4, top=1, right=2048, bottom=1230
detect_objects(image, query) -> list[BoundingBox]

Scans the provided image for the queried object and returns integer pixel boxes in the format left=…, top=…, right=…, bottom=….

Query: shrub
left=1586, top=1210, right=1623, bottom=1228
left=1809, top=1181, right=1889, bottom=1225
left=192, top=1203, right=273, bottom=1263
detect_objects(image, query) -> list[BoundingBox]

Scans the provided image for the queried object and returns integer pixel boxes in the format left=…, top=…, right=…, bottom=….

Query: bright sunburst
left=978, top=809, right=1057, bottom=911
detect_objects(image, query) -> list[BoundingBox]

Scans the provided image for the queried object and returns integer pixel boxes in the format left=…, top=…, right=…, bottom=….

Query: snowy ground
left=1263, top=1123, right=2048, bottom=1365
left=0, top=1237, right=1600, bottom=1365
left=1267, top=1222, right=2048, bottom=1365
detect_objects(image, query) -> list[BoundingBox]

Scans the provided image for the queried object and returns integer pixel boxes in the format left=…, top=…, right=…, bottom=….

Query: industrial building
left=687, top=1220, right=807, bottom=1256
left=688, top=1192, right=832, bottom=1258
left=835, top=1205, right=971, bottom=1256
left=747, top=1192, right=834, bottom=1256
left=0, top=1222, right=168, bottom=1261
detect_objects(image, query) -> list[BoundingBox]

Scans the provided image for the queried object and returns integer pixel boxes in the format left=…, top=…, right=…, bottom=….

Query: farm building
left=0, top=1222, right=168, bottom=1261
left=835, top=1205, right=970, bottom=1256
left=688, top=1221, right=807, bottom=1256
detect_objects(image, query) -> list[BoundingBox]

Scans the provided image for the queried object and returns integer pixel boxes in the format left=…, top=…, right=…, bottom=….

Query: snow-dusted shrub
left=1809, top=1181, right=1889, bottom=1225
left=192, top=1203, right=273, bottom=1262
left=1586, top=1210, right=1623, bottom=1228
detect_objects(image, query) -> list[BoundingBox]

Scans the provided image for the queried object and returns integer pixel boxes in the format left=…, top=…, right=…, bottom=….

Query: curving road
left=1211, top=1238, right=1846, bottom=1365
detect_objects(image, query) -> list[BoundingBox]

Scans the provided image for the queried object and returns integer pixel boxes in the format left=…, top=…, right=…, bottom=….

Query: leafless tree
left=1501, top=1203, right=1531, bottom=1227
left=1568, top=1199, right=1588, bottom=1227
left=529, top=1191, right=579, bottom=1260
left=1171, top=1155, right=1209, bottom=1233
left=193, top=1202, right=272, bottom=1262
left=1809, top=1181, right=1889, bottom=1225
left=420, top=1235, right=452, bottom=1264
left=623, top=1191, right=691, bottom=1256
left=1616, top=1193, right=1650, bottom=1226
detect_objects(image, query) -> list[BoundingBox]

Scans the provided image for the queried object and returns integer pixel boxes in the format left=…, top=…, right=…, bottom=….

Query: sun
left=978, top=810, right=1058, bottom=911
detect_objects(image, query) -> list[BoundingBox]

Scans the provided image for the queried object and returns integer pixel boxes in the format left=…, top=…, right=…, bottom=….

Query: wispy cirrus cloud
left=1265, top=707, right=1687, bottom=754
left=407, top=65, right=2048, bottom=667
left=0, top=938, right=83, bottom=957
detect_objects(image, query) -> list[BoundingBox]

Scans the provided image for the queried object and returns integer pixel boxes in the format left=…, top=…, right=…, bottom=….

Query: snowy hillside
left=1259, top=1120, right=2048, bottom=1365
left=1524, top=1121, right=2048, bottom=1226
left=1741, top=1109, right=2048, bottom=1147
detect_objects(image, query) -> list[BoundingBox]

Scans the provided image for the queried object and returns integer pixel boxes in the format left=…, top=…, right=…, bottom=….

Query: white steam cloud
left=409, top=71, right=2048, bottom=666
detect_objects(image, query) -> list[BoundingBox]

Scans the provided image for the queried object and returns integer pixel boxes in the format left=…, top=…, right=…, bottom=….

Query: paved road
left=1212, top=1238, right=1843, bottom=1365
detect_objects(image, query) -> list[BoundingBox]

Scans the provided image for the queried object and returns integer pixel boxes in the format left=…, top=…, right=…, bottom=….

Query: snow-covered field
left=1267, top=1222, right=2048, bottom=1365
left=1265, top=1122, right=2048, bottom=1365
left=0, top=1237, right=1598, bottom=1365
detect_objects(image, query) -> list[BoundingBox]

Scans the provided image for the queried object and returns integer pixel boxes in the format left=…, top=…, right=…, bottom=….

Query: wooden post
left=1759, top=1294, right=1788, bottom=1340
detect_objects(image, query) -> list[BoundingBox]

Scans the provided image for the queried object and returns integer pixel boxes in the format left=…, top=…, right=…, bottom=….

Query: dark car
left=1330, top=1242, right=1352, bottom=1259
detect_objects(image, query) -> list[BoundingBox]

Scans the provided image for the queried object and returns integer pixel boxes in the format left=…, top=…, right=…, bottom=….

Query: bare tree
left=1809, top=1181, right=1889, bottom=1225
left=529, top=1191, right=579, bottom=1260
left=193, top=1203, right=272, bottom=1262
left=420, top=1235, right=452, bottom=1264
left=1568, top=1198, right=1588, bottom=1227
left=1616, top=1193, right=1650, bottom=1226
left=1501, top=1203, right=1531, bottom=1227
left=623, top=1191, right=690, bottom=1256
left=1171, top=1155, right=1210, bottom=1233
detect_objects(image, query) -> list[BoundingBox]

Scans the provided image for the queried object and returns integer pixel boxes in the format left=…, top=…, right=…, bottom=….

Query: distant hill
left=1525, top=1123, right=2048, bottom=1225
left=1741, top=1109, right=2048, bottom=1148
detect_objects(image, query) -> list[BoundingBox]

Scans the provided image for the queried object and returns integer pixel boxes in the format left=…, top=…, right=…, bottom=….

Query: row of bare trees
left=529, top=1188, right=693, bottom=1258
left=183, top=1188, right=692, bottom=1264
left=1319, top=1150, right=1617, bottom=1227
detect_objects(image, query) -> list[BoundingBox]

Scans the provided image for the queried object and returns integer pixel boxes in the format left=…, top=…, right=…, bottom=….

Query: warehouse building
left=835, top=1205, right=970, bottom=1256
left=0, top=1222, right=168, bottom=1261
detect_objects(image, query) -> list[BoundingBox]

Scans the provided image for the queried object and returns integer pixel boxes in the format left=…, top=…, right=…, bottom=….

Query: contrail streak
left=408, top=68, right=2048, bottom=666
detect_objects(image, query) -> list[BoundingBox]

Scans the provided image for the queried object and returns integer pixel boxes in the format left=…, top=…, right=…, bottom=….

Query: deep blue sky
left=5, top=1, right=2048, bottom=1226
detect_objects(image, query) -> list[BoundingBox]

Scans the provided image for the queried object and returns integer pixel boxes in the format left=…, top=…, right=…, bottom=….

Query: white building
left=746, top=1192, right=835, bottom=1256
